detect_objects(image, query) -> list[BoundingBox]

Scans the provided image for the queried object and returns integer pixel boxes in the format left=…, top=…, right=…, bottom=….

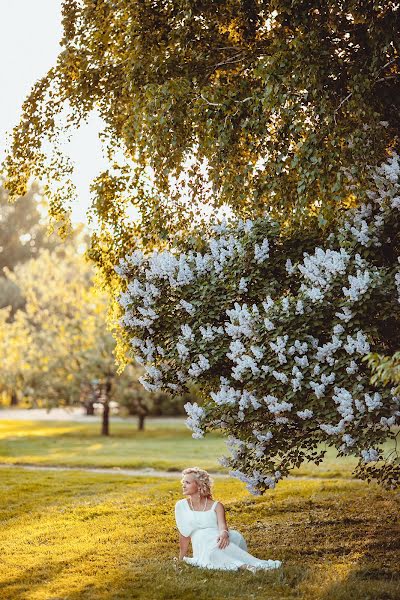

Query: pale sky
left=0, top=0, right=108, bottom=224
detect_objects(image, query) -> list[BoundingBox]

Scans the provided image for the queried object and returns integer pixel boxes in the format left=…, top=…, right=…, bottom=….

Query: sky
left=0, top=0, right=108, bottom=224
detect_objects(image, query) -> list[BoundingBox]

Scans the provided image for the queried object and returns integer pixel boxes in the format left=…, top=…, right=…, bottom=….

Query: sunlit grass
left=0, top=468, right=398, bottom=599
left=0, top=419, right=396, bottom=479
left=0, top=419, right=224, bottom=471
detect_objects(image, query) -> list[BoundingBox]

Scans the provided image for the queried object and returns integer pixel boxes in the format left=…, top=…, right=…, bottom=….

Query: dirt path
left=0, top=462, right=189, bottom=478
left=0, top=462, right=358, bottom=483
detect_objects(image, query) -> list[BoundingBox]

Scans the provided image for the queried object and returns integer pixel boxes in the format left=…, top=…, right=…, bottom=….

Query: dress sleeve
left=175, top=500, right=193, bottom=537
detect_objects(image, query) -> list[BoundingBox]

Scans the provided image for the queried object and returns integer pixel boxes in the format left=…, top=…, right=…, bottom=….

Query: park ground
left=0, top=416, right=399, bottom=600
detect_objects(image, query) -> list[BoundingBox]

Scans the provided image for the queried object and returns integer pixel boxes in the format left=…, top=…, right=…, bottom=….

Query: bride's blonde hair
left=182, top=467, right=214, bottom=498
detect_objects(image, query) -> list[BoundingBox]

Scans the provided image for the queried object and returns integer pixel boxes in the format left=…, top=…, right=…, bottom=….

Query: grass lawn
left=1, top=418, right=395, bottom=478
left=0, top=467, right=399, bottom=600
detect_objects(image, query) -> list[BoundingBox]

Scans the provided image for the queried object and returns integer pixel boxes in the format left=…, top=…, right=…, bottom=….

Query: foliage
left=0, top=181, right=60, bottom=311
left=1, top=1, right=399, bottom=283
left=365, top=351, right=400, bottom=397
left=0, top=467, right=399, bottom=600
left=115, top=153, right=400, bottom=492
left=0, top=244, right=163, bottom=429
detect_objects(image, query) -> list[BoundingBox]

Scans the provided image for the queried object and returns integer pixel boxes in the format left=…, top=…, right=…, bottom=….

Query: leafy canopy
left=2, top=1, right=399, bottom=282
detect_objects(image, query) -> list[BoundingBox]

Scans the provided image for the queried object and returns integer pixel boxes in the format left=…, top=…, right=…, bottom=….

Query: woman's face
left=181, top=474, right=199, bottom=496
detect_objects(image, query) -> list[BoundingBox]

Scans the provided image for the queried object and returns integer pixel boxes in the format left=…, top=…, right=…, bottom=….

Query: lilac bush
left=115, top=154, right=400, bottom=493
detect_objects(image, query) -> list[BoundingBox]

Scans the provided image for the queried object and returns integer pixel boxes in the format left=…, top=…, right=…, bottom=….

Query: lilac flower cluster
left=115, top=154, right=400, bottom=493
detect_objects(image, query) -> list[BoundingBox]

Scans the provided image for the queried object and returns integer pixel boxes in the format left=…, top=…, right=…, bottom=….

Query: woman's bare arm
left=178, top=532, right=191, bottom=559
left=215, top=502, right=230, bottom=549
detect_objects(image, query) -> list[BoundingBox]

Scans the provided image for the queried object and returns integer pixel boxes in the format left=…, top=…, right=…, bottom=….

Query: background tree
left=1, top=1, right=399, bottom=284
left=0, top=181, right=60, bottom=312
left=0, top=241, right=188, bottom=431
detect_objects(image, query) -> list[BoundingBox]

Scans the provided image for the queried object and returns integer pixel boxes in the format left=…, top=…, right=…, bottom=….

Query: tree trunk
left=101, top=377, right=112, bottom=436
left=10, top=391, right=18, bottom=406
left=138, top=413, right=145, bottom=431
left=85, top=402, right=95, bottom=416
left=102, top=401, right=110, bottom=436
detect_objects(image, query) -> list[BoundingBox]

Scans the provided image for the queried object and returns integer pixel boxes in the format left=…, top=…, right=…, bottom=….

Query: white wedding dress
left=175, top=498, right=282, bottom=571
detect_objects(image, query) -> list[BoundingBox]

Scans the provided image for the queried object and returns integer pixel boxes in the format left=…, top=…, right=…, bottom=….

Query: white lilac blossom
left=272, top=370, right=288, bottom=384
left=295, top=299, right=304, bottom=314
left=299, top=248, right=350, bottom=292
left=254, top=238, right=270, bottom=263
left=321, top=373, right=335, bottom=385
left=342, top=434, right=356, bottom=447
left=361, top=448, right=380, bottom=463
left=395, top=263, right=400, bottom=303
left=305, top=287, right=324, bottom=302
left=176, top=256, right=195, bottom=286
left=184, top=402, right=206, bottom=439
left=264, top=318, right=275, bottom=331
left=297, top=409, right=314, bottom=419
left=364, top=392, right=382, bottom=412
left=314, top=335, right=342, bottom=363
left=289, top=340, right=309, bottom=355
left=269, top=335, right=289, bottom=365
left=294, top=355, right=309, bottom=368
left=344, top=331, right=370, bottom=356
left=275, top=416, right=289, bottom=424
left=346, top=360, right=358, bottom=375
left=309, top=381, right=325, bottom=399
left=231, top=355, right=261, bottom=381
left=286, top=258, right=296, bottom=275
left=378, top=151, right=399, bottom=183
left=335, top=307, right=353, bottom=322
left=179, top=299, right=195, bottom=315
left=180, top=324, right=195, bottom=341
left=253, top=429, right=274, bottom=443
left=239, top=277, right=249, bottom=292
left=319, top=419, right=347, bottom=435
left=210, top=383, right=241, bottom=406
left=380, top=415, right=396, bottom=428
left=333, top=324, right=345, bottom=335
left=281, top=297, right=290, bottom=313
left=229, top=468, right=281, bottom=494
left=262, top=296, right=274, bottom=313
left=342, top=270, right=373, bottom=302
left=176, top=342, right=190, bottom=360
left=188, top=355, right=211, bottom=377
left=332, top=387, right=354, bottom=420
left=238, top=389, right=262, bottom=411
left=250, top=345, right=264, bottom=360
left=264, top=395, right=293, bottom=414
left=199, top=324, right=222, bottom=341
left=227, top=340, right=246, bottom=360
left=225, top=303, right=258, bottom=339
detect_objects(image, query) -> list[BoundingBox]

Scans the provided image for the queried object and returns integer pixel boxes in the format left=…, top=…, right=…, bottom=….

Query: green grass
left=0, top=418, right=224, bottom=471
left=0, top=468, right=398, bottom=600
left=1, top=418, right=395, bottom=478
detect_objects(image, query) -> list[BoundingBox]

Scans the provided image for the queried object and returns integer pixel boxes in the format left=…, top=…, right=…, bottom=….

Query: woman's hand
left=217, top=530, right=229, bottom=550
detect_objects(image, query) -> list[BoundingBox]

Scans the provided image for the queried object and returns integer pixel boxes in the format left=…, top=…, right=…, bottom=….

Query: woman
left=174, top=467, right=282, bottom=572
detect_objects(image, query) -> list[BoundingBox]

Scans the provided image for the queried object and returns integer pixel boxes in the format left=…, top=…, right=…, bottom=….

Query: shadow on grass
left=0, top=551, right=96, bottom=599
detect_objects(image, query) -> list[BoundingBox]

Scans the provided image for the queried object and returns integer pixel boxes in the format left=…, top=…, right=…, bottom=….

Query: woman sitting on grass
left=175, top=466, right=282, bottom=572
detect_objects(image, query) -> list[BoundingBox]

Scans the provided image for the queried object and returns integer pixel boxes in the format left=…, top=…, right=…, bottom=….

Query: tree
left=1, top=1, right=399, bottom=285
left=115, top=153, right=400, bottom=492
left=0, top=305, right=31, bottom=406
left=0, top=181, right=60, bottom=312
left=0, top=244, right=155, bottom=433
